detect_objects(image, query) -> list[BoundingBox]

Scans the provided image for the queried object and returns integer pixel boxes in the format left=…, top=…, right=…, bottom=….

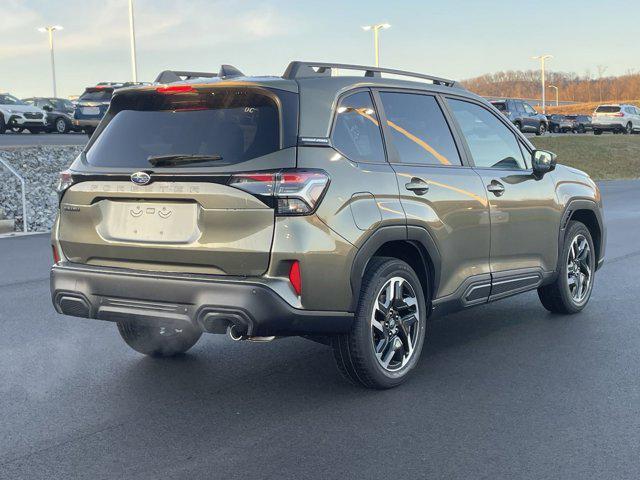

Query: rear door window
left=378, top=92, right=461, bottom=166
left=332, top=91, right=386, bottom=163
left=447, top=98, right=526, bottom=170
left=85, top=87, right=297, bottom=169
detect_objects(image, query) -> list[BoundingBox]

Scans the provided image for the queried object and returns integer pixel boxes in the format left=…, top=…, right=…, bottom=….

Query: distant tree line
left=462, top=69, right=640, bottom=102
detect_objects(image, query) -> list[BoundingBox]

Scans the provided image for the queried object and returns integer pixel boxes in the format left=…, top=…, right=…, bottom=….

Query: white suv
left=592, top=104, right=640, bottom=135
left=0, top=93, right=48, bottom=134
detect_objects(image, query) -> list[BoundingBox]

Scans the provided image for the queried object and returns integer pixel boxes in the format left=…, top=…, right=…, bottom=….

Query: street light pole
left=128, top=0, right=138, bottom=82
left=548, top=85, right=559, bottom=106
left=362, top=23, right=391, bottom=67
left=532, top=54, right=553, bottom=114
left=38, top=25, right=63, bottom=97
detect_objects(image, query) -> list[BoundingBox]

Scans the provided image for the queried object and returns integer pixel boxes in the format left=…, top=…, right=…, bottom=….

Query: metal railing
left=0, top=158, right=28, bottom=233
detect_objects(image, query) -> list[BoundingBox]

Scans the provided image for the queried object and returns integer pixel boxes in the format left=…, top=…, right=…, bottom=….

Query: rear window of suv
left=596, top=106, right=621, bottom=113
left=78, top=89, right=114, bottom=102
left=491, top=102, right=507, bottom=112
left=85, top=87, right=297, bottom=168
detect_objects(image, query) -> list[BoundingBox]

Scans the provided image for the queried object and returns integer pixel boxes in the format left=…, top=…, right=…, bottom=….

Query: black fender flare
left=558, top=199, right=605, bottom=270
left=349, top=225, right=442, bottom=310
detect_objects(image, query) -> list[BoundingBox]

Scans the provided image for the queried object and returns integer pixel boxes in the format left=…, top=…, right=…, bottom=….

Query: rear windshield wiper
left=148, top=154, right=223, bottom=167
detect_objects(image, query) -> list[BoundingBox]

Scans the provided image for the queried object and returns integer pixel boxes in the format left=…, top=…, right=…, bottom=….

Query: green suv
left=51, top=62, right=605, bottom=389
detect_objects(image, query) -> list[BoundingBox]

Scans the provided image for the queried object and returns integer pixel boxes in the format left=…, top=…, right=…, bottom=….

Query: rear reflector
left=52, top=245, right=61, bottom=265
left=156, top=84, right=195, bottom=94
left=289, top=261, right=302, bottom=295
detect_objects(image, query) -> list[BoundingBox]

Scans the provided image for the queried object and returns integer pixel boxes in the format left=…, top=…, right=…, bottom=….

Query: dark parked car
left=565, top=115, right=592, bottom=133
left=490, top=99, right=548, bottom=135
left=23, top=97, right=80, bottom=134
left=51, top=62, right=605, bottom=389
left=73, top=82, right=148, bottom=136
left=546, top=114, right=575, bottom=133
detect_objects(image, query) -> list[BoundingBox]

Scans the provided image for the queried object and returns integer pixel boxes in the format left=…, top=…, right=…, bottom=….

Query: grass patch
left=530, top=134, right=640, bottom=180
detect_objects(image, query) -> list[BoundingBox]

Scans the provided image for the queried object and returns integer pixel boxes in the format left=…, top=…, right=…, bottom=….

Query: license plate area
left=82, top=106, right=100, bottom=115
left=96, top=200, right=200, bottom=244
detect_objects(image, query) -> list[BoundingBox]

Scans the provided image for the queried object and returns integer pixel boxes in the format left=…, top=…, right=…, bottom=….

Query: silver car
left=592, top=104, right=640, bottom=135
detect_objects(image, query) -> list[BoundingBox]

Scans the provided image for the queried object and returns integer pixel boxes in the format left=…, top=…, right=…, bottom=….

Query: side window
left=523, top=103, right=536, bottom=114
left=332, top=91, right=386, bottom=163
left=24, top=99, right=34, bottom=106
left=514, top=101, right=526, bottom=114
left=447, top=98, right=527, bottom=170
left=378, top=92, right=461, bottom=166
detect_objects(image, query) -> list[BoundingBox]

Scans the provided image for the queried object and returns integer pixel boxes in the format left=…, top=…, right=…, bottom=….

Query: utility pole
left=532, top=54, right=553, bottom=114
left=38, top=25, right=63, bottom=97
left=128, top=0, right=138, bottom=82
left=548, top=85, right=559, bottom=106
left=362, top=23, right=391, bottom=67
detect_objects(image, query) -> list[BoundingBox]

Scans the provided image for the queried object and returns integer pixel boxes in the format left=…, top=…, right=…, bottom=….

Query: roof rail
left=154, top=65, right=245, bottom=84
left=283, top=61, right=458, bottom=87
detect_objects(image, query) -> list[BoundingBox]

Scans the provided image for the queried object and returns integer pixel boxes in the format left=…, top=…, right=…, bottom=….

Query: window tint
left=379, top=92, right=461, bottom=166
left=79, top=89, right=113, bottom=102
left=596, top=105, right=620, bottom=113
left=86, top=88, right=297, bottom=169
left=332, top=91, right=385, bottom=163
left=523, top=103, right=536, bottom=114
left=447, top=99, right=526, bottom=170
left=491, top=102, right=507, bottom=112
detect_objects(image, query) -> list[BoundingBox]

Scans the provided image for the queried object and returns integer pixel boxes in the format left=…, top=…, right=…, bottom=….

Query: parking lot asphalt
left=1, top=180, right=639, bottom=479
left=0, top=132, right=87, bottom=147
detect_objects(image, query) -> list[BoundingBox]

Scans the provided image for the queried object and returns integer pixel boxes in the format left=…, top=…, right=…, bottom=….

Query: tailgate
left=58, top=181, right=274, bottom=275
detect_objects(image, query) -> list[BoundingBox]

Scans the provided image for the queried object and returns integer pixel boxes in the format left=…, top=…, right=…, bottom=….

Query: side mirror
left=42, top=105, right=53, bottom=112
left=532, top=150, right=557, bottom=178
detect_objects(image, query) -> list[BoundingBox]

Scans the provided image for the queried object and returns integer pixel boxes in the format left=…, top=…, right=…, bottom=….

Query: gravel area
left=0, top=146, right=82, bottom=232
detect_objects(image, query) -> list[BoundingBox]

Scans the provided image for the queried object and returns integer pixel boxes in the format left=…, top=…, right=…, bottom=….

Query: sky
left=1, top=0, right=638, bottom=99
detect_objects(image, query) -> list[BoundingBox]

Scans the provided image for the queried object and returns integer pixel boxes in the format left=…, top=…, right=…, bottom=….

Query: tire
left=536, top=122, right=546, bottom=136
left=0, top=116, right=5, bottom=134
left=625, top=122, right=632, bottom=134
left=54, top=117, right=69, bottom=134
left=594, top=129, right=602, bottom=135
left=514, top=121, right=522, bottom=132
left=553, top=125, right=560, bottom=133
left=117, top=320, right=202, bottom=357
left=332, top=257, right=428, bottom=389
left=538, top=221, right=596, bottom=314
left=84, top=127, right=95, bottom=137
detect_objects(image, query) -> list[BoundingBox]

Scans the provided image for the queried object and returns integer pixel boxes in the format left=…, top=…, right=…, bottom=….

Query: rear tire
left=0, top=116, right=5, bottom=134
left=514, top=121, right=522, bottom=132
left=117, top=320, right=202, bottom=357
left=332, top=257, right=427, bottom=389
left=594, top=129, right=602, bottom=135
left=625, top=122, right=632, bottom=134
left=538, top=221, right=596, bottom=314
left=536, top=122, right=546, bottom=136
left=84, top=127, right=96, bottom=137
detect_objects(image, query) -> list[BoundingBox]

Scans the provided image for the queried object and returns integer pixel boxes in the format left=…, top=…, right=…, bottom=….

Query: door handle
left=487, top=180, right=505, bottom=196
left=405, top=178, right=429, bottom=195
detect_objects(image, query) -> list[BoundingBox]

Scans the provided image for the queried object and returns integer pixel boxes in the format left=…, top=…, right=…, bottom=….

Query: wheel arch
left=350, top=226, right=441, bottom=311
left=560, top=200, right=605, bottom=270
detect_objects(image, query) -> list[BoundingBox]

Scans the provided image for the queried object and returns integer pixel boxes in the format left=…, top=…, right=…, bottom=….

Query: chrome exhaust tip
left=227, top=324, right=246, bottom=341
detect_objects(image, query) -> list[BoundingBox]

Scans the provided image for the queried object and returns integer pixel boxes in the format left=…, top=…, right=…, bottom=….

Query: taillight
left=156, top=84, right=195, bottom=94
left=56, top=170, right=75, bottom=199
left=613, top=112, right=625, bottom=117
left=228, top=169, right=330, bottom=215
left=289, top=260, right=302, bottom=295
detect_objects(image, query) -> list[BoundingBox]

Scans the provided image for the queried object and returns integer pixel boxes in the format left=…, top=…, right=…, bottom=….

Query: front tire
left=332, top=257, right=427, bottom=389
left=538, top=221, right=596, bottom=314
left=117, top=320, right=202, bottom=357
left=594, top=129, right=602, bottom=135
left=54, top=117, right=69, bottom=134
left=536, top=122, right=546, bottom=136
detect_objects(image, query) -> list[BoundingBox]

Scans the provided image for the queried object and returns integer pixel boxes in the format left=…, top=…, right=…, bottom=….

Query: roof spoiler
left=282, top=61, right=459, bottom=87
left=154, top=65, right=245, bottom=84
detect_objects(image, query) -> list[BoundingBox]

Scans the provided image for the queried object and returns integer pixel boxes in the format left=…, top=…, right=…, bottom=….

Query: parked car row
left=489, top=98, right=640, bottom=135
left=0, top=81, right=148, bottom=135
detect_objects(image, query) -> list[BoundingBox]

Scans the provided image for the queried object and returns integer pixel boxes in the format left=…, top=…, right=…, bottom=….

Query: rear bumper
left=592, top=123, right=624, bottom=131
left=50, top=263, right=353, bottom=336
left=72, top=118, right=100, bottom=128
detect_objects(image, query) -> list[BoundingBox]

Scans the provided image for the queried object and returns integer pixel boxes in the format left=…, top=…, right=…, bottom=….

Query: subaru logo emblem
left=131, top=171, right=151, bottom=185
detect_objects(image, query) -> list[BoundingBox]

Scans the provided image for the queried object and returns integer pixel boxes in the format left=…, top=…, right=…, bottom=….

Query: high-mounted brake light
left=228, top=170, right=330, bottom=215
left=155, top=84, right=195, bottom=94
left=289, top=261, right=302, bottom=295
